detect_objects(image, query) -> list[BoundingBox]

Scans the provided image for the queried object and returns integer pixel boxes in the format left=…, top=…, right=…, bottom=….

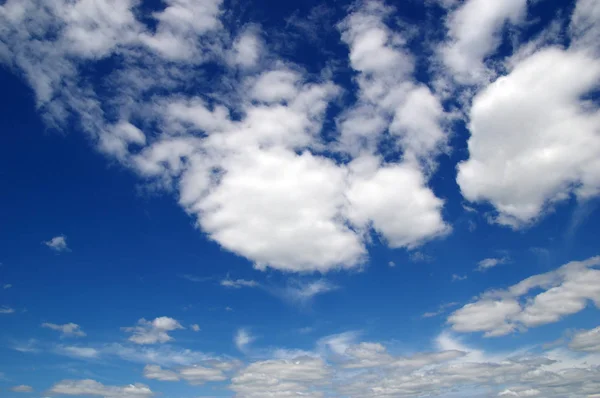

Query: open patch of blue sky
left=0, top=0, right=599, bottom=396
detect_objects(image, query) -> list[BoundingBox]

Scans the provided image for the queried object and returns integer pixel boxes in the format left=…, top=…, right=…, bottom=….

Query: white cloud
left=476, top=256, right=509, bottom=271
left=0, top=306, right=15, bottom=314
left=48, top=379, right=153, bottom=398
left=449, top=256, right=600, bottom=336
left=44, top=235, right=69, bottom=252
left=569, top=0, right=600, bottom=50
left=276, top=279, right=339, bottom=305
left=104, top=343, right=209, bottom=367
left=57, top=345, right=99, bottom=359
left=422, top=302, right=459, bottom=319
left=498, top=388, right=541, bottom=397
left=190, top=324, right=201, bottom=332
left=439, top=0, right=527, bottom=84
left=3, top=284, right=11, bottom=289
left=457, top=46, right=600, bottom=227
left=0, top=0, right=453, bottom=276
left=42, top=322, right=86, bottom=338
left=143, top=365, right=180, bottom=382
left=569, top=326, right=600, bottom=353
left=10, top=385, right=33, bottom=393
left=179, top=365, right=227, bottom=385
left=230, top=357, right=330, bottom=398
left=452, top=274, right=467, bottom=282
left=235, top=329, right=255, bottom=353
left=220, top=278, right=259, bottom=289
left=122, top=317, right=184, bottom=345
left=345, top=156, right=450, bottom=248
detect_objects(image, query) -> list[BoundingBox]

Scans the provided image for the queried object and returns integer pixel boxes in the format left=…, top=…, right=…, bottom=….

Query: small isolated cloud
left=476, top=256, right=509, bottom=272
left=44, top=235, right=69, bottom=252
left=57, top=345, right=99, bottom=359
left=225, top=307, right=234, bottom=312
left=122, top=317, right=184, bottom=345
left=410, top=252, right=433, bottom=263
left=42, top=323, right=86, bottom=338
left=0, top=305, right=15, bottom=314
left=452, top=274, right=467, bottom=282
left=235, top=329, right=255, bottom=353
left=10, top=385, right=33, bottom=393
left=191, top=324, right=201, bottom=332
left=3, top=284, right=12, bottom=289
left=388, top=261, right=396, bottom=267
left=276, top=279, right=339, bottom=305
left=220, top=278, right=259, bottom=289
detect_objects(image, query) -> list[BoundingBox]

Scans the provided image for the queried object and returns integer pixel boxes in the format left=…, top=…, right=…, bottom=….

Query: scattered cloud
left=44, top=235, right=69, bottom=252
left=449, top=256, right=600, bottom=337
left=220, top=278, right=259, bottom=289
left=48, top=379, right=153, bottom=398
left=10, top=385, right=33, bottom=393
left=190, top=324, right=201, bottom=332
left=143, top=365, right=180, bottom=382
left=13, top=339, right=39, bottom=353
left=476, top=256, right=509, bottom=272
left=422, top=302, right=459, bottom=318
left=42, top=323, right=86, bottom=338
left=122, top=317, right=184, bottom=345
left=235, top=329, right=255, bottom=353
left=56, top=345, right=99, bottom=359
left=388, top=261, right=396, bottom=267
left=0, top=305, right=15, bottom=314
left=452, top=274, right=467, bottom=282
left=3, top=284, right=11, bottom=289
left=569, top=326, right=600, bottom=353
left=275, top=279, right=339, bottom=305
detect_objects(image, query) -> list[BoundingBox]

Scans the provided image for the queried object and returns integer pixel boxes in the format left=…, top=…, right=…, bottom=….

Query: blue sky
left=0, top=0, right=600, bottom=397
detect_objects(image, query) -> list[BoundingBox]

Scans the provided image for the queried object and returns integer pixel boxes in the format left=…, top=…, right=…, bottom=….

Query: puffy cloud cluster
left=122, top=317, right=184, bottom=345
left=0, top=0, right=452, bottom=274
left=449, top=256, right=600, bottom=336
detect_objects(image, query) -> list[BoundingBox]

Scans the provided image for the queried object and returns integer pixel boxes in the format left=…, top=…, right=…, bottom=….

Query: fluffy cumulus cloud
left=0, top=0, right=453, bottom=274
left=42, top=322, right=86, bottom=337
left=449, top=256, right=600, bottom=336
left=457, top=14, right=600, bottom=227
left=122, top=317, right=184, bottom=345
left=439, top=0, right=528, bottom=84
left=48, top=379, right=153, bottom=398
left=43, top=235, right=69, bottom=252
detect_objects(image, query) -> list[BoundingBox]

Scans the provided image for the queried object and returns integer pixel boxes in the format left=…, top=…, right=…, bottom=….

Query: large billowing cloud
left=0, top=0, right=451, bottom=273
left=456, top=0, right=600, bottom=227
